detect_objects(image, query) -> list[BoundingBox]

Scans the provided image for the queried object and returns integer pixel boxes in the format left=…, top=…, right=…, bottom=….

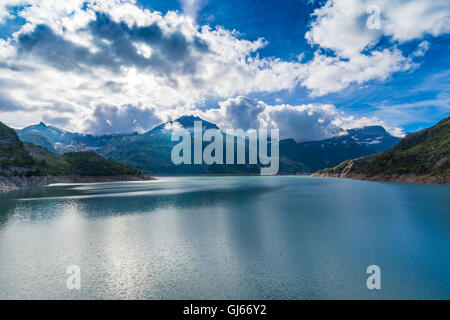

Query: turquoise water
left=0, top=176, right=449, bottom=299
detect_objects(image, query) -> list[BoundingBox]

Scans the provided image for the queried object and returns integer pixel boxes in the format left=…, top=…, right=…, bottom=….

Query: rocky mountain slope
left=280, top=125, right=400, bottom=172
left=1, top=121, right=151, bottom=190
left=16, top=116, right=400, bottom=174
left=314, top=116, right=450, bottom=184
left=16, top=122, right=134, bottom=154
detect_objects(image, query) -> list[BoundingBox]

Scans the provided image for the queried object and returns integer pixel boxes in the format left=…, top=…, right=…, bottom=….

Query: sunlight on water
left=0, top=176, right=449, bottom=299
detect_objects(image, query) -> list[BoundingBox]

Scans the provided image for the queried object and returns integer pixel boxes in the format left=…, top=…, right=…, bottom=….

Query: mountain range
left=1, top=121, right=150, bottom=190
left=314, top=116, right=450, bottom=184
left=16, top=121, right=136, bottom=155
left=16, top=116, right=401, bottom=174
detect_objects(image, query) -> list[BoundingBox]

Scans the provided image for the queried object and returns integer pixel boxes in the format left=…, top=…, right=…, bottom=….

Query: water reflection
left=0, top=177, right=449, bottom=299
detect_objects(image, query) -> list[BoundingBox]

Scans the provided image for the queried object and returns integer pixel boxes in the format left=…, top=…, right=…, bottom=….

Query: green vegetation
left=0, top=122, right=35, bottom=170
left=61, top=152, right=144, bottom=177
left=28, top=144, right=145, bottom=177
left=1, top=121, right=146, bottom=178
left=357, top=116, right=449, bottom=176
left=316, top=116, right=450, bottom=183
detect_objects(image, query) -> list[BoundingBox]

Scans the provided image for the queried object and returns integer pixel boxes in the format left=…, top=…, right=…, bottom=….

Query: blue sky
left=138, top=0, right=317, bottom=59
left=0, top=0, right=448, bottom=139
left=137, top=0, right=450, bottom=133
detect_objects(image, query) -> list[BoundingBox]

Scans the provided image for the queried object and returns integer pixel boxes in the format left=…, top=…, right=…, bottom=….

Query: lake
left=0, top=176, right=449, bottom=299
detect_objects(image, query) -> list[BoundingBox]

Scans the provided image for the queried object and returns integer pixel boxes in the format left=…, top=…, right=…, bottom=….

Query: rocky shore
left=0, top=176, right=48, bottom=191
left=313, top=116, right=449, bottom=185
left=48, top=175, right=155, bottom=184
left=0, top=175, right=155, bottom=191
left=312, top=171, right=449, bottom=184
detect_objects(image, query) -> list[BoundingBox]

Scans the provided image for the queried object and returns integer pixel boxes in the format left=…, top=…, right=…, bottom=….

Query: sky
left=0, top=0, right=449, bottom=142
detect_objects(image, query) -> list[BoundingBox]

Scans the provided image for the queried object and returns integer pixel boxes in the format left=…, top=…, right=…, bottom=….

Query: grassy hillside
left=26, top=143, right=145, bottom=177
left=315, top=116, right=450, bottom=184
left=1, top=121, right=147, bottom=179
left=0, top=122, right=36, bottom=175
left=61, top=152, right=144, bottom=177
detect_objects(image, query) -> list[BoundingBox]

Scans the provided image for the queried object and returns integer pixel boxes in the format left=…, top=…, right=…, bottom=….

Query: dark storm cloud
left=85, top=104, right=162, bottom=135
left=18, top=24, right=112, bottom=72
left=17, top=12, right=209, bottom=76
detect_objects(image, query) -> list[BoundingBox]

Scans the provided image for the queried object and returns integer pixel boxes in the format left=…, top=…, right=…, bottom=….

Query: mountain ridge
left=16, top=121, right=138, bottom=155
left=280, top=125, right=400, bottom=172
left=15, top=116, right=400, bottom=174
left=1, top=121, right=152, bottom=191
left=313, top=116, right=450, bottom=184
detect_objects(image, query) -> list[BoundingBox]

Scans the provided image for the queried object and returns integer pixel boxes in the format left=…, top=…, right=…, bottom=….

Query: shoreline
left=312, top=172, right=449, bottom=185
left=0, top=174, right=155, bottom=192
left=3, top=173, right=448, bottom=192
left=0, top=176, right=48, bottom=192
left=153, top=173, right=311, bottom=177
left=48, top=175, right=155, bottom=184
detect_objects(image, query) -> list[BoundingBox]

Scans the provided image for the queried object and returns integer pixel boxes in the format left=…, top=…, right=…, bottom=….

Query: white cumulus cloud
left=201, top=96, right=403, bottom=142
left=0, top=0, right=448, bottom=134
left=302, top=0, right=450, bottom=95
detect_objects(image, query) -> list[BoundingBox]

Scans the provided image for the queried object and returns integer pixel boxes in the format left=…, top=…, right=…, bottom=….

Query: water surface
left=0, top=176, right=449, bottom=299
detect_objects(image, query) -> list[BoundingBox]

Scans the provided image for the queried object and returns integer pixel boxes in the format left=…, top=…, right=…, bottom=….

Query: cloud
left=302, top=0, right=450, bottom=96
left=179, top=0, right=207, bottom=20
left=0, top=0, right=448, bottom=134
left=382, top=0, right=450, bottom=42
left=18, top=12, right=209, bottom=75
left=303, top=48, right=414, bottom=96
left=260, top=104, right=344, bottom=141
left=412, top=41, right=430, bottom=57
left=18, top=24, right=108, bottom=72
left=306, top=0, right=450, bottom=54
left=41, top=114, right=71, bottom=127
left=85, top=104, right=162, bottom=135
left=0, top=94, right=23, bottom=111
left=0, top=2, right=307, bottom=133
left=202, top=96, right=402, bottom=142
left=202, top=96, right=265, bottom=131
left=0, top=4, right=12, bottom=25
